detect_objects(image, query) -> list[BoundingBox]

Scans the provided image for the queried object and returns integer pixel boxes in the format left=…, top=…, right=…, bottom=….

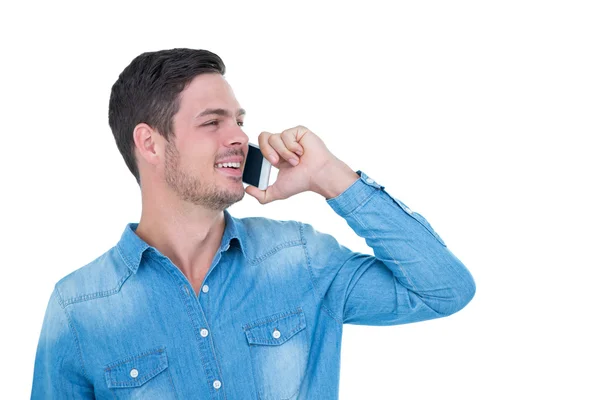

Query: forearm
left=326, top=171, right=476, bottom=315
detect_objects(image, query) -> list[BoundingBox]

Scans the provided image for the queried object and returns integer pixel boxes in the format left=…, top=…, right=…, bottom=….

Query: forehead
left=179, top=73, right=237, bottom=109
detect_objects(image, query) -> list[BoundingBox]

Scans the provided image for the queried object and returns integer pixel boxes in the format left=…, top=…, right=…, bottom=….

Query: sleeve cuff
left=326, top=170, right=383, bottom=216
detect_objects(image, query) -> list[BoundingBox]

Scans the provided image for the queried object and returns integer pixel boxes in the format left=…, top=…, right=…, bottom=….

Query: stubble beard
left=164, top=141, right=244, bottom=211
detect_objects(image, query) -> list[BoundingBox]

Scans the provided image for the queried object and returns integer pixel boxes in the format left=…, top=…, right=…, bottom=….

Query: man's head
left=109, top=48, right=248, bottom=211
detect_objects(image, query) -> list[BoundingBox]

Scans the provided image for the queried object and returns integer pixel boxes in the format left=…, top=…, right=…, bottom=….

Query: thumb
left=245, top=184, right=278, bottom=204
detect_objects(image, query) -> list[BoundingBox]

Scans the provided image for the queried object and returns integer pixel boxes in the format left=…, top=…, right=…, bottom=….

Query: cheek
left=180, top=141, right=219, bottom=171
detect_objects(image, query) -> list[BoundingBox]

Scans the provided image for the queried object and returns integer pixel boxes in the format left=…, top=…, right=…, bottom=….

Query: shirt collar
left=116, top=209, right=247, bottom=274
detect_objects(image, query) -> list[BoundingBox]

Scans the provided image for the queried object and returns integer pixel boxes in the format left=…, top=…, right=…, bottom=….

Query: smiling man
left=31, top=48, right=476, bottom=399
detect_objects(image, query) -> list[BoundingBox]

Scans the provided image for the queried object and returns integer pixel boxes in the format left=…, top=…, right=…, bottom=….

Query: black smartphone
left=242, top=143, right=272, bottom=190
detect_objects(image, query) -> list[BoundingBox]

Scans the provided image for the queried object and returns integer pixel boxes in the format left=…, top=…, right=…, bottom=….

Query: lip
left=214, top=156, right=244, bottom=165
left=215, top=166, right=243, bottom=177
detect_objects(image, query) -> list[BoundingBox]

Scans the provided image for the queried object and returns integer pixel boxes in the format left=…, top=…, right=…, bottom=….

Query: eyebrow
left=194, top=108, right=246, bottom=119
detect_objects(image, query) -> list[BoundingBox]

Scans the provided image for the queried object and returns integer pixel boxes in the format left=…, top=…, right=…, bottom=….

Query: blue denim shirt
left=31, top=171, right=475, bottom=399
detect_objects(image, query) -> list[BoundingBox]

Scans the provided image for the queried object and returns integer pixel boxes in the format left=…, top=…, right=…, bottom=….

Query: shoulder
left=233, top=215, right=341, bottom=261
left=54, top=247, right=131, bottom=307
left=237, top=215, right=304, bottom=242
left=232, top=215, right=306, bottom=261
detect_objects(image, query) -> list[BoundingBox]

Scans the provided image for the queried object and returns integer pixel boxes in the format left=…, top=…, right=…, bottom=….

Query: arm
left=31, top=288, right=94, bottom=399
left=305, top=170, right=476, bottom=325
left=244, top=125, right=475, bottom=325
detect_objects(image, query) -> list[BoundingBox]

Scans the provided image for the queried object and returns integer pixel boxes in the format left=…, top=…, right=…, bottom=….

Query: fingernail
left=295, top=150, right=303, bottom=156
left=289, top=158, right=299, bottom=166
left=269, top=154, right=278, bottom=163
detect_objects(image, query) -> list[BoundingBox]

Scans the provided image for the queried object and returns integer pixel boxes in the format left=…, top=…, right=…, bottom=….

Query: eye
left=237, top=121, right=244, bottom=127
left=204, top=120, right=219, bottom=126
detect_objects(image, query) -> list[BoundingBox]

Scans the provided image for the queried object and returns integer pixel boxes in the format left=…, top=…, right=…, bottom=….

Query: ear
left=133, top=123, right=163, bottom=166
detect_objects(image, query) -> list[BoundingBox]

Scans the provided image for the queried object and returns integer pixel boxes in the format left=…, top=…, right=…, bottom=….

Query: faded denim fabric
left=31, top=171, right=475, bottom=399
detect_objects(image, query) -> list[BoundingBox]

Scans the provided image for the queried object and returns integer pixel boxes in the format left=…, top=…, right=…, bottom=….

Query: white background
left=1, top=1, right=598, bottom=398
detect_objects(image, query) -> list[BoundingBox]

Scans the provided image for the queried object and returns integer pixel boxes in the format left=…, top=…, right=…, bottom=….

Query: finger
left=258, top=131, right=279, bottom=164
left=281, top=129, right=304, bottom=157
left=268, top=134, right=300, bottom=166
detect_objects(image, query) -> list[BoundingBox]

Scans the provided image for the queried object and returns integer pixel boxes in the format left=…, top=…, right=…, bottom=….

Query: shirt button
left=130, top=368, right=139, bottom=378
left=213, top=380, right=222, bottom=389
left=202, top=285, right=209, bottom=293
left=200, top=328, right=209, bottom=337
left=366, top=178, right=375, bottom=184
left=272, top=329, right=281, bottom=339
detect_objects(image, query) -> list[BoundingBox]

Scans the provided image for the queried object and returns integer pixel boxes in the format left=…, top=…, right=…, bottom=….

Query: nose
left=225, top=123, right=249, bottom=148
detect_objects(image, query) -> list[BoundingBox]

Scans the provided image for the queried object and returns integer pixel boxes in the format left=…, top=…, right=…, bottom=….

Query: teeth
left=216, top=162, right=241, bottom=168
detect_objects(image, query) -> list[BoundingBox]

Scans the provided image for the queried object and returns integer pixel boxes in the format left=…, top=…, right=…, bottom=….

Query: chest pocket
left=104, top=347, right=177, bottom=399
left=243, top=307, right=309, bottom=400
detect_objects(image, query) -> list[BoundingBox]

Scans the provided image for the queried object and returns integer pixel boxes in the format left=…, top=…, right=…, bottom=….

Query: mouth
left=214, top=162, right=243, bottom=177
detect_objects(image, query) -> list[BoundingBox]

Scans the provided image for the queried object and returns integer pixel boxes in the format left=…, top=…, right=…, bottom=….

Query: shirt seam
left=248, top=240, right=304, bottom=265
left=350, top=192, right=417, bottom=291
left=54, top=286, right=90, bottom=382
left=161, top=263, right=221, bottom=396
left=117, top=243, right=136, bottom=273
left=299, top=222, right=344, bottom=326
left=60, top=271, right=132, bottom=307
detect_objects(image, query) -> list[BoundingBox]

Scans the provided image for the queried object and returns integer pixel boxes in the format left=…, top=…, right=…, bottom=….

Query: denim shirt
left=31, top=171, right=475, bottom=399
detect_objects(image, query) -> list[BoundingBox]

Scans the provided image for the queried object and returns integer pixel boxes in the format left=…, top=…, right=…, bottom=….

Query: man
left=31, top=48, right=475, bottom=399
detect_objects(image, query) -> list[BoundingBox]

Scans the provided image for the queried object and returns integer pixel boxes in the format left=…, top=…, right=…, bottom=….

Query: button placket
left=178, top=253, right=226, bottom=395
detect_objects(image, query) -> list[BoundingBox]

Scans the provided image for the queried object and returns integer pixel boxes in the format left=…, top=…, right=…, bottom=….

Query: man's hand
left=244, top=125, right=359, bottom=204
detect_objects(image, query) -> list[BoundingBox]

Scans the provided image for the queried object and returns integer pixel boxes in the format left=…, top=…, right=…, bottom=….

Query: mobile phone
left=243, top=143, right=272, bottom=190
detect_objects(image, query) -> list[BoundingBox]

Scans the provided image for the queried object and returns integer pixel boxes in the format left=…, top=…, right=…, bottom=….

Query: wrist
left=312, top=159, right=359, bottom=200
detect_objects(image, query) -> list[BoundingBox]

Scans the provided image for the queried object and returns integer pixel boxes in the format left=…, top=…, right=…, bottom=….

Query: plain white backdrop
left=1, top=1, right=598, bottom=398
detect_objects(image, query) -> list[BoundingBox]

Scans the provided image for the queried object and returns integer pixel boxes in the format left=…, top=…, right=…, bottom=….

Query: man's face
left=163, top=73, right=249, bottom=211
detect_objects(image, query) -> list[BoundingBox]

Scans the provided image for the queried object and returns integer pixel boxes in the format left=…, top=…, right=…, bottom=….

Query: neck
left=134, top=184, right=226, bottom=282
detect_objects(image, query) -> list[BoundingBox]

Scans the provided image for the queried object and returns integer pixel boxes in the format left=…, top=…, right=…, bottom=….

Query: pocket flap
left=243, top=308, right=306, bottom=346
left=104, top=347, right=168, bottom=388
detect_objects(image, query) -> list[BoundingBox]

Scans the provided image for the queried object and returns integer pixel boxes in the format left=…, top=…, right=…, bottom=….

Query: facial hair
left=164, top=140, right=244, bottom=211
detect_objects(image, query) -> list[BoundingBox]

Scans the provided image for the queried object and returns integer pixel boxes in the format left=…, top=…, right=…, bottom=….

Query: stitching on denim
left=299, top=223, right=320, bottom=306
left=247, top=338, right=259, bottom=399
left=283, top=386, right=301, bottom=400
left=246, top=323, right=306, bottom=346
left=248, top=240, right=303, bottom=265
left=335, top=255, right=366, bottom=325
left=250, top=318, right=310, bottom=400
left=204, top=316, right=228, bottom=400
left=105, top=347, right=165, bottom=369
left=332, top=179, right=378, bottom=216
left=166, top=368, right=178, bottom=399
left=320, top=302, right=343, bottom=325
left=61, top=271, right=131, bottom=306
left=117, top=243, right=136, bottom=272
left=350, top=192, right=417, bottom=292
left=242, top=307, right=303, bottom=330
left=186, top=250, right=228, bottom=400
left=108, top=364, right=167, bottom=387
left=387, top=193, right=447, bottom=247
left=299, top=223, right=344, bottom=326
left=162, top=263, right=220, bottom=393
left=55, top=288, right=91, bottom=382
